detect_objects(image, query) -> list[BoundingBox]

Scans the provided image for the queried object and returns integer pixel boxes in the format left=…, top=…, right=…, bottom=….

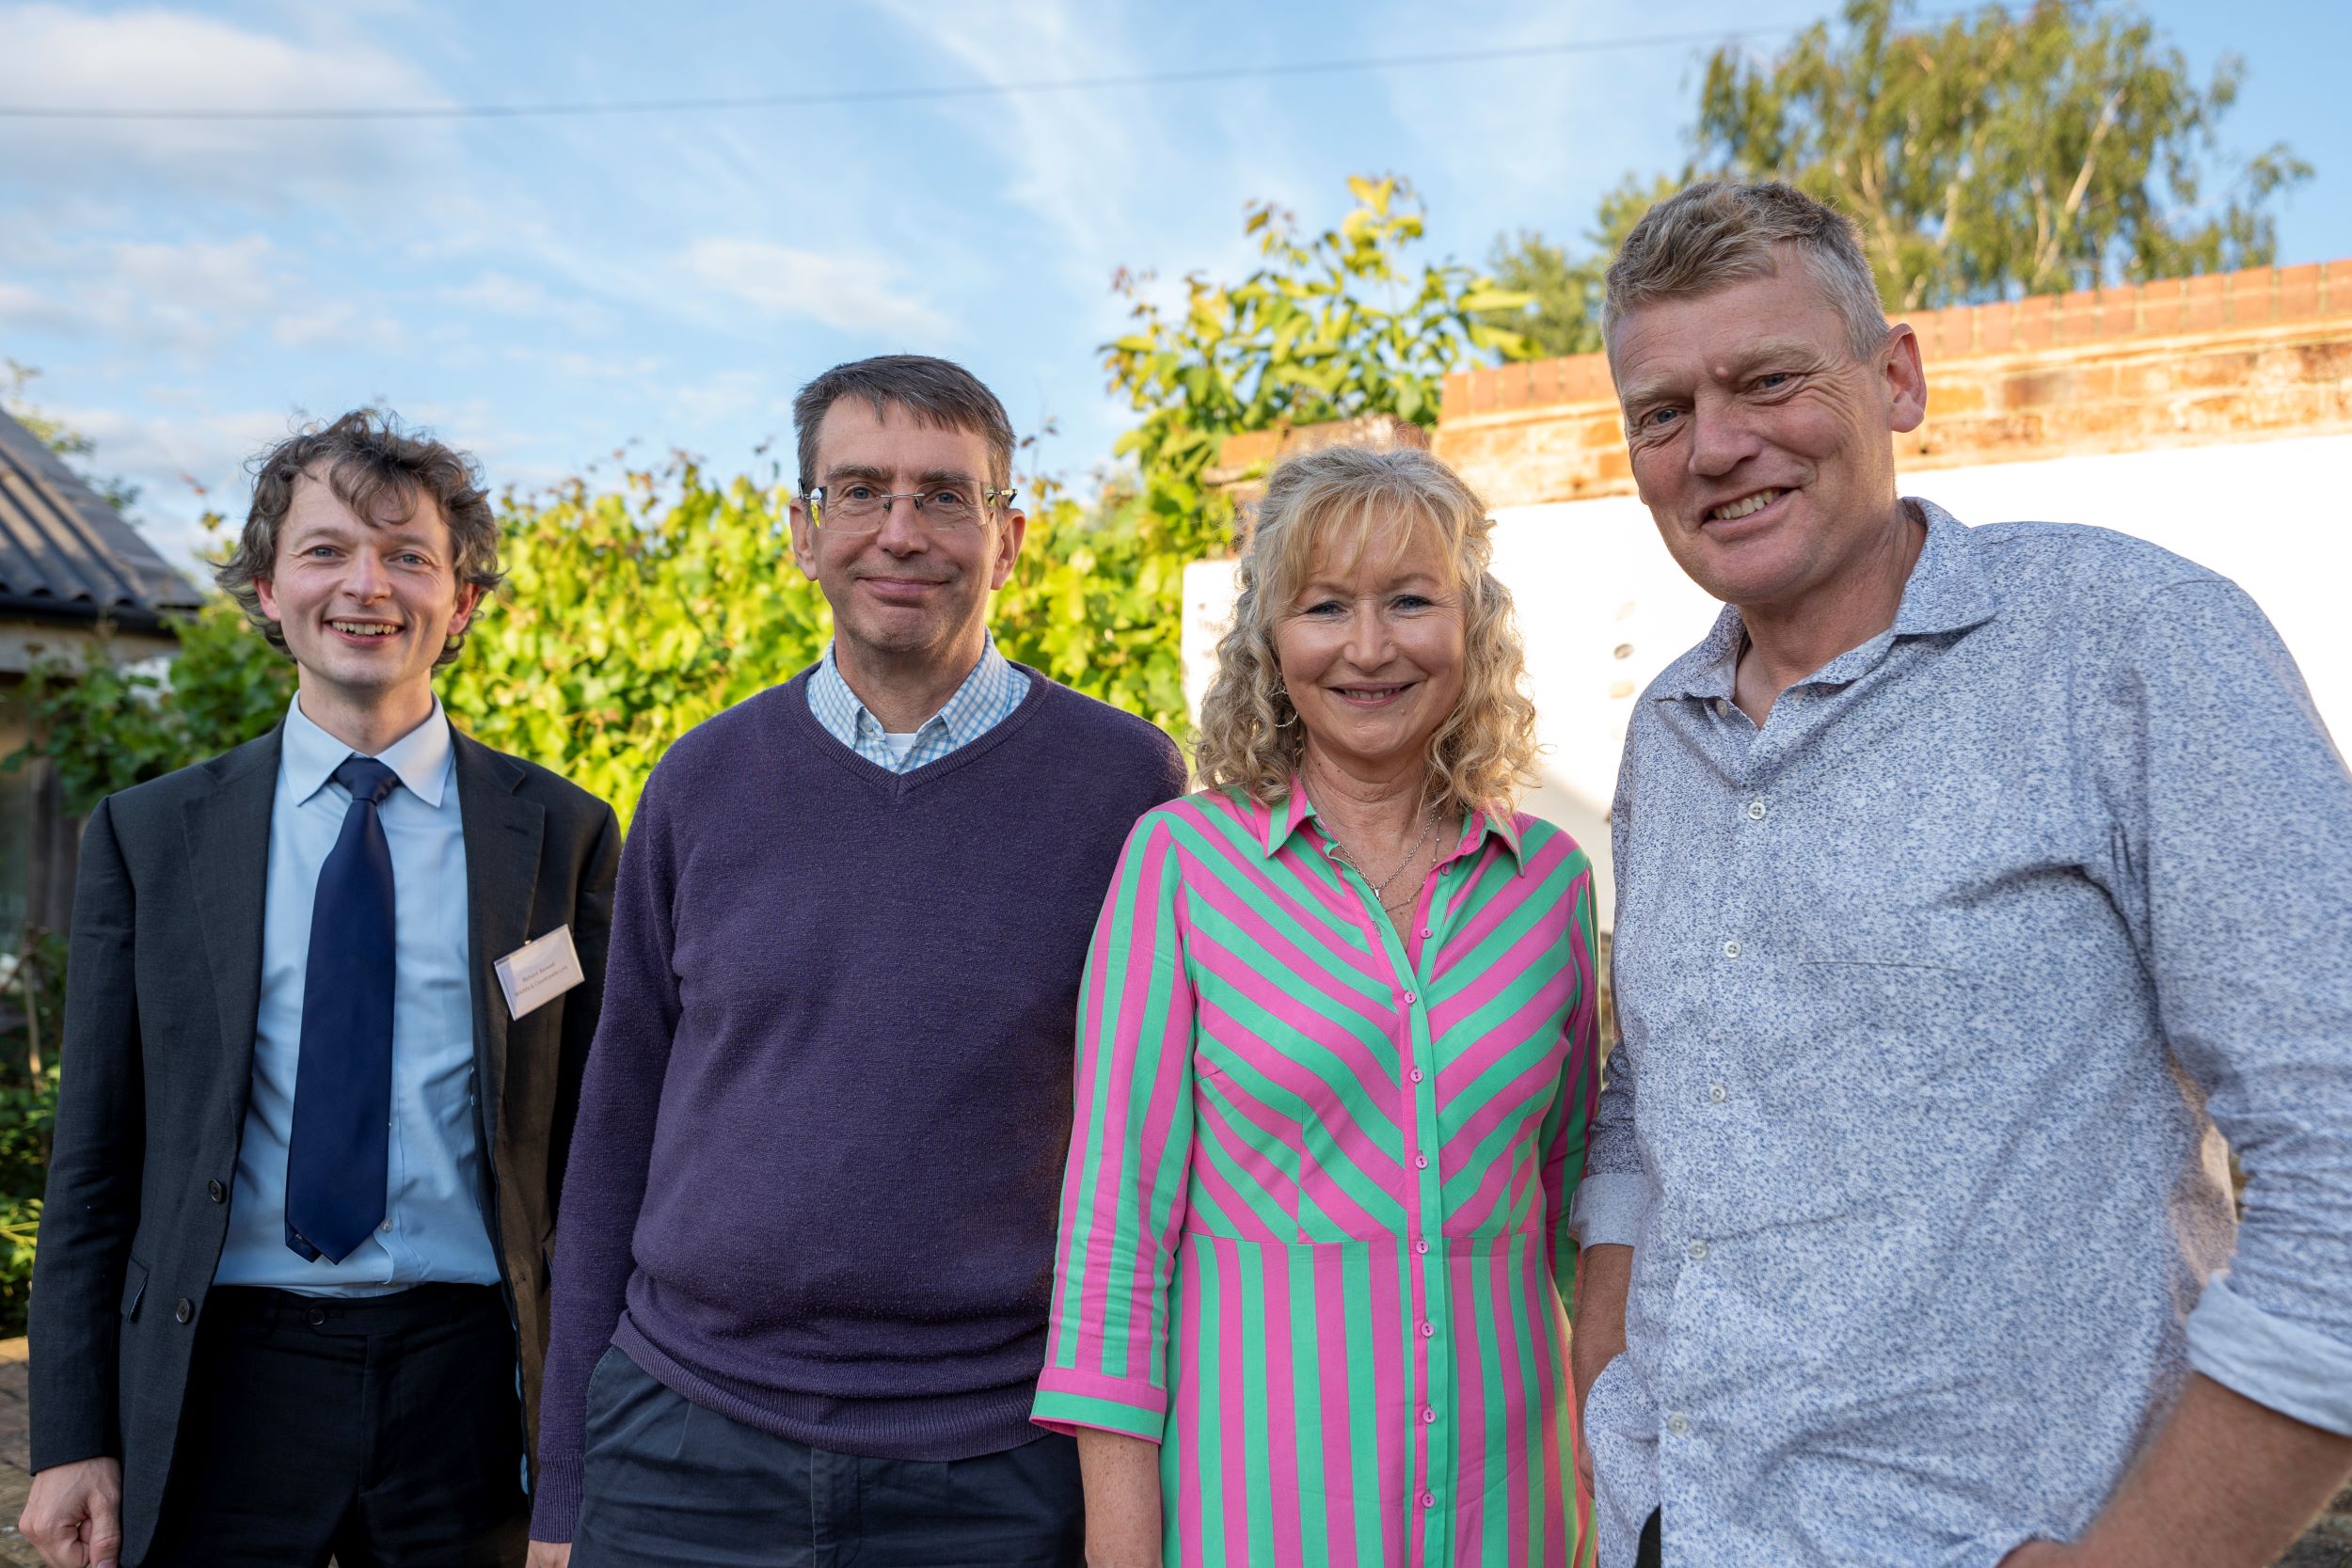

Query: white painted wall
left=1183, top=433, right=2352, bottom=924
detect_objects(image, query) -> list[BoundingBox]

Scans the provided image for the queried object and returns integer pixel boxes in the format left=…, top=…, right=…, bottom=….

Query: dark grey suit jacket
left=26, top=721, right=619, bottom=1564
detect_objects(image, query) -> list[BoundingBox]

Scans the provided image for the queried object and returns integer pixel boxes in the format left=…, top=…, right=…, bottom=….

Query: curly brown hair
left=215, top=409, right=504, bottom=667
left=1193, top=445, right=1538, bottom=823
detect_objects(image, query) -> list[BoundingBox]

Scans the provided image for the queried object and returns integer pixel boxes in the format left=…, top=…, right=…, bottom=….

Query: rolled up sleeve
left=2106, top=578, right=2352, bottom=1433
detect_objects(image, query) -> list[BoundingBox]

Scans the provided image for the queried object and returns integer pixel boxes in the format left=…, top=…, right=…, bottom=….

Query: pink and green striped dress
left=1034, top=784, right=1599, bottom=1567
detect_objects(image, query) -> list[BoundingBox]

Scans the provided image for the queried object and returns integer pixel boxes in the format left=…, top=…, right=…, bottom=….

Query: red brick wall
left=1433, top=260, right=2352, bottom=511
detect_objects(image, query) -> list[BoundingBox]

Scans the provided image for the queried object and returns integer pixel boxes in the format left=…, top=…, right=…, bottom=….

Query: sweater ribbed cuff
left=526, top=1451, right=583, bottom=1544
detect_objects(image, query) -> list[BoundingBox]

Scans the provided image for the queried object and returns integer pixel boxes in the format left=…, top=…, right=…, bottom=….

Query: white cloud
left=0, top=4, right=453, bottom=206
left=270, top=303, right=408, bottom=356
left=0, top=234, right=297, bottom=353
left=438, top=271, right=610, bottom=333
left=677, top=239, right=953, bottom=340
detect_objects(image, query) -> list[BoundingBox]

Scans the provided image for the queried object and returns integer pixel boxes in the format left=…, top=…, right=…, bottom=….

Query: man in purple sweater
left=526, top=356, right=1185, bottom=1566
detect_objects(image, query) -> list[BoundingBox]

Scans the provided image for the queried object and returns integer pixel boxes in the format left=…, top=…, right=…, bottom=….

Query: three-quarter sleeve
left=2092, top=577, right=2352, bottom=1435
left=1033, top=812, right=1199, bottom=1441
left=1541, top=847, right=1603, bottom=1303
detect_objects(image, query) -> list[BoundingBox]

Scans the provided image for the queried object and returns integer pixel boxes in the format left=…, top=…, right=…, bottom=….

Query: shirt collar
left=1255, top=776, right=1527, bottom=872
left=820, top=631, right=1015, bottom=744
left=281, top=693, right=453, bottom=808
left=1658, top=497, right=1999, bottom=704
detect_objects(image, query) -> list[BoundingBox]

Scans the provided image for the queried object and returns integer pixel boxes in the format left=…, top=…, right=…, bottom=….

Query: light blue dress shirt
left=215, top=695, right=501, bottom=1294
left=804, top=632, right=1029, bottom=772
left=1573, top=502, right=2352, bottom=1565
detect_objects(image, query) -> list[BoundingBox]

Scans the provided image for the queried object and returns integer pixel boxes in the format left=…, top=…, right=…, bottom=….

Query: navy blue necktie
left=285, top=756, right=400, bottom=1264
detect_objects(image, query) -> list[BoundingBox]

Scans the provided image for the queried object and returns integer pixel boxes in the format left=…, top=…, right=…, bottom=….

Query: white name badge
left=494, top=925, right=585, bottom=1021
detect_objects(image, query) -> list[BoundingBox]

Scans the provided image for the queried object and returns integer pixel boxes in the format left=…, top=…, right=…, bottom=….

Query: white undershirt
left=880, top=731, right=921, bottom=764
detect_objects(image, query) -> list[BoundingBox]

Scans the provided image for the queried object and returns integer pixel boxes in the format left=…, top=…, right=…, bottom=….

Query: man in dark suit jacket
left=20, top=410, right=618, bottom=1568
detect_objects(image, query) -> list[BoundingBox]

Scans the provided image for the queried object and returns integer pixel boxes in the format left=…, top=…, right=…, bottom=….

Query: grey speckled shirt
left=1569, top=501, right=2352, bottom=1568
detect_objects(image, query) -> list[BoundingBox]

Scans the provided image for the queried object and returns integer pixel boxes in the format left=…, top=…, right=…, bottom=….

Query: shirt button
left=1713, top=699, right=1730, bottom=718
left=1413, top=1154, right=1429, bottom=1170
left=309, top=1306, right=327, bottom=1325
left=1708, top=1082, right=1728, bottom=1104
left=1665, top=1413, right=1691, bottom=1437
left=1419, top=1322, right=1435, bottom=1338
left=173, top=1298, right=194, bottom=1324
left=206, top=1180, right=225, bottom=1203
left=1403, top=991, right=1417, bottom=1006
left=1722, top=939, right=1742, bottom=959
left=1688, top=1240, right=1709, bottom=1260
left=1421, top=927, right=1433, bottom=939
left=379, top=1219, right=392, bottom=1233
left=1421, top=1492, right=1438, bottom=1509
left=1422, top=1407, right=1438, bottom=1425
left=1408, top=1067, right=1423, bottom=1084
left=1745, top=800, right=1768, bottom=821
left=1415, top=1239, right=1430, bottom=1256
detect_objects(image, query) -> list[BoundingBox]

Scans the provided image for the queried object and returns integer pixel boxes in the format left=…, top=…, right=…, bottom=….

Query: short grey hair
left=791, top=354, right=1014, bottom=494
left=1602, top=181, right=1888, bottom=361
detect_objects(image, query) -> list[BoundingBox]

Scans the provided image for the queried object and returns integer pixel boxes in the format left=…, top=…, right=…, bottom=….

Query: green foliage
left=1696, top=0, right=2312, bottom=309
left=9, top=597, right=294, bottom=818
left=0, top=1065, right=56, bottom=1337
left=1481, top=176, right=1685, bottom=359
left=442, top=463, right=832, bottom=828
left=1077, top=175, right=1526, bottom=727
left=1105, top=174, right=1527, bottom=561
left=992, top=474, right=1189, bottom=735
left=1486, top=0, right=2312, bottom=352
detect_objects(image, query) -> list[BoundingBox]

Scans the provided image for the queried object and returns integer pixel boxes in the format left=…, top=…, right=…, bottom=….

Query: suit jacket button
left=173, top=1298, right=194, bottom=1324
left=206, top=1180, right=225, bottom=1202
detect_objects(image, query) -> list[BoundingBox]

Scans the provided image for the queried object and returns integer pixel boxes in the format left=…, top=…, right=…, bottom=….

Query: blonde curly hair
left=1193, top=444, right=1538, bottom=821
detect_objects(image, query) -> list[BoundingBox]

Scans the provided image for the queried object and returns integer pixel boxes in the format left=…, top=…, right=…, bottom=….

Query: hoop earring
left=1270, top=682, right=1297, bottom=729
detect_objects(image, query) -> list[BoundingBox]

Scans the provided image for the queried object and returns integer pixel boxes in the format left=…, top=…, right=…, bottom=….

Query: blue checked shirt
left=1572, top=501, right=2352, bottom=1567
left=805, top=633, right=1029, bottom=772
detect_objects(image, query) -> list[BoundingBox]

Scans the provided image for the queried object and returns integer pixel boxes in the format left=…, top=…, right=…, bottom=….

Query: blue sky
left=2, top=0, right=2344, bottom=569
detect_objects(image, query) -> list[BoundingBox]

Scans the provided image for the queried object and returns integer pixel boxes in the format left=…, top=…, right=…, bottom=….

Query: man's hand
left=1570, top=1244, right=1631, bottom=1417
left=1570, top=1244, right=1631, bottom=1505
left=525, top=1542, right=573, bottom=1568
left=19, top=1457, right=122, bottom=1568
left=1994, top=1375, right=2352, bottom=1568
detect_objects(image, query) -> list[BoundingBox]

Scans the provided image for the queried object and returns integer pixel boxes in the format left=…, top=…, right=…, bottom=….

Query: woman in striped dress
left=1034, top=445, right=1600, bottom=1568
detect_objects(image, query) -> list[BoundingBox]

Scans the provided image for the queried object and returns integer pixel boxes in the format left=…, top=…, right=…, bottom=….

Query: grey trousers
left=570, top=1347, right=1084, bottom=1568
left=1635, top=1508, right=1662, bottom=1568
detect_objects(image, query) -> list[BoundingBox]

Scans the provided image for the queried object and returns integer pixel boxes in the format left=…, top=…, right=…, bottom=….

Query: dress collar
left=1253, top=775, right=1525, bottom=872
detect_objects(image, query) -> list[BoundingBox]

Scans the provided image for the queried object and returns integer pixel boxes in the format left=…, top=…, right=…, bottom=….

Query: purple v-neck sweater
left=531, top=666, right=1184, bottom=1539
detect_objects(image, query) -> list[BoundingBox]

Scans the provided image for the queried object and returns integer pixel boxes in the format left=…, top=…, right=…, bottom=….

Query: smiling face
left=1611, top=254, right=1926, bottom=614
left=1273, top=511, right=1468, bottom=783
left=253, top=467, right=480, bottom=724
left=788, top=397, right=1025, bottom=681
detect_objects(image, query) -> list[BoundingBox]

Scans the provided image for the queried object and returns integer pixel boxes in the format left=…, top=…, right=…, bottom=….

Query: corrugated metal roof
left=0, top=408, right=203, bottom=630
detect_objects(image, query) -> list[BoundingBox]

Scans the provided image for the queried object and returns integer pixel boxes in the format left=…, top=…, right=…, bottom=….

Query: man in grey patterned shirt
left=1567, top=180, right=2352, bottom=1568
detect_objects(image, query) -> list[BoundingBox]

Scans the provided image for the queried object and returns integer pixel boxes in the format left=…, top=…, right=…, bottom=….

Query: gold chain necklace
left=1325, top=812, right=1438, bottom=911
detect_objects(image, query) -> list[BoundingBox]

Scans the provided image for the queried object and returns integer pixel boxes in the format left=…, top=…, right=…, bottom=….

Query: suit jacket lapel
left=183, top=729, right=284, bottom=1092
left=453, top=731, right=543, bottom=1150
